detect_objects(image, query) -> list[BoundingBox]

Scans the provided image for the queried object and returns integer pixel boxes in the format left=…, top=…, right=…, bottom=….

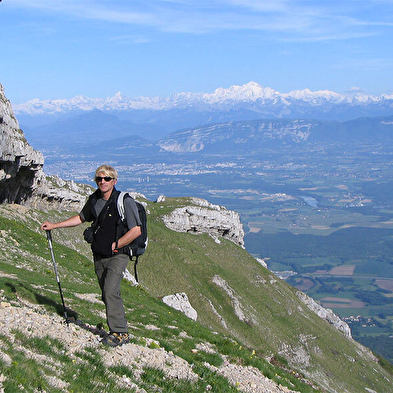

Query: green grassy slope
left=0, top=200, right=392, bottom=393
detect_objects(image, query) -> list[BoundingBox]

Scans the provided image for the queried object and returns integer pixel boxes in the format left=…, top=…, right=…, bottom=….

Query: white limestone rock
left=296, top=291, right=352, bottom=338
left=162, top=198, right=244, bottom=247
left=162, top=293, right=198, bottom=321
left=0, top=83, right=45, bottom=204
left=156, top=194, right=166, bottom=203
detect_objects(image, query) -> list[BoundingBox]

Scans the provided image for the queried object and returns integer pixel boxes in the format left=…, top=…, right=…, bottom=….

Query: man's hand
left=41, top=221, right=56, bottom=231
left=112, top=242, right=119, bottom=253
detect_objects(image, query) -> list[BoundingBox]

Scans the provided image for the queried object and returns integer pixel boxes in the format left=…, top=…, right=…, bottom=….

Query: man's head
left=94, top=165, right=118, bottom=197
left=95, top=165, right=118, bottom=183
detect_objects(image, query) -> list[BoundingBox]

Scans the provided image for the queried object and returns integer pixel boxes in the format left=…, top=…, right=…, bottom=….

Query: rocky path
left=0, top=301, right=298, bottom=393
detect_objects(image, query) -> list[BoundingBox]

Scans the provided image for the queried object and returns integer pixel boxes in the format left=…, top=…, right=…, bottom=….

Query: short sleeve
left=80, top=198, right=94, bottom=222
left=124, top=197, right=142, bottom=229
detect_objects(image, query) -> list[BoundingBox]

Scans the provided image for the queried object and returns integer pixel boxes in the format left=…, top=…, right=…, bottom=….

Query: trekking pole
left=45, top=230, right=69, bottom=326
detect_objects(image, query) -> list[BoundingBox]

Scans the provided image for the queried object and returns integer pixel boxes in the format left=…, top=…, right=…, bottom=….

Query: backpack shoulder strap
left=117, top=191, right=131, bottom=222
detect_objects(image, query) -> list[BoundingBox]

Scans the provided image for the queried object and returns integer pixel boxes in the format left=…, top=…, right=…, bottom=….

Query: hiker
left=41, top=164, right=142, bottom=347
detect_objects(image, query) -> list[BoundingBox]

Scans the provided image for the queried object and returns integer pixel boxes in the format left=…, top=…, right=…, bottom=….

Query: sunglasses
left=95, top=176, right=114, bottom=182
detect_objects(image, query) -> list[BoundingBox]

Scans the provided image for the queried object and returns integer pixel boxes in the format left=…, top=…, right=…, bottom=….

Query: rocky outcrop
left=0, top=84, right=45, bottom=204
left=161, top=197, right=245, bottom=246
left=28, top=175, right=91, bottom=212
left=0, top=83, right=88, bottom=210
left=296, top=291, right=352, bottom=338
left=162, top=293, right=198, bottom=321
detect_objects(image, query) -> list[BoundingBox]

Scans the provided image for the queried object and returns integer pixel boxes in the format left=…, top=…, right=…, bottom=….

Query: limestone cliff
left=0, top=84, right=88, bottom=211
left=0, top=84, right=45, bottom=204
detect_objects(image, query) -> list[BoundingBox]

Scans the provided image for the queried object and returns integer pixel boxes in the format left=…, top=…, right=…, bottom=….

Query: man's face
left=96, top=173, right=116, bottom=194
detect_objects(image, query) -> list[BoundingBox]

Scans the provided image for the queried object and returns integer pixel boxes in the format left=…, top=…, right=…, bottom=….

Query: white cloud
left=6, top=0, right=393, bottom=40
left=347, top=87, right=364, bottom=94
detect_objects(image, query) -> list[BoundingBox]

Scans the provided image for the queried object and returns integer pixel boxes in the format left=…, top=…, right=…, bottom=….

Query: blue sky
left=1, top=0, right=393, bottom=104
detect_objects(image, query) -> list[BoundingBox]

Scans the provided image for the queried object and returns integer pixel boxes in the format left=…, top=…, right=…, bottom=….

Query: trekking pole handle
left=46, top=230, right=52, bottom=242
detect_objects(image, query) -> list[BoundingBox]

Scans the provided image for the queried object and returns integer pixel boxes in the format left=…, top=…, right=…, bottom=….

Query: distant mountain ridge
left=14, top=82, right=393, bottom=142
left=13, top=82, right=393, bottom=125
left=158, top=115, right=393, bottom=153
left=23, top=111, right=393, bottom=155
left=13, top=82, right=393, bottom=114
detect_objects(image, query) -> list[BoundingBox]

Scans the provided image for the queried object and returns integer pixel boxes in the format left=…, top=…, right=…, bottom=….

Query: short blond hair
left=95, top=165, right=118, bottom=181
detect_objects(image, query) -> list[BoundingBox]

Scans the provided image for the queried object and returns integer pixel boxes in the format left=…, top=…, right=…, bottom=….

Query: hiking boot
left=102, top=332, right=130, bottom=347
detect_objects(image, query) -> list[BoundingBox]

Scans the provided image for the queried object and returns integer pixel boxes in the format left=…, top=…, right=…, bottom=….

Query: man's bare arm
left=112, top=226, right=142, bottom=251
left=41, top=215, right=84, bottom=231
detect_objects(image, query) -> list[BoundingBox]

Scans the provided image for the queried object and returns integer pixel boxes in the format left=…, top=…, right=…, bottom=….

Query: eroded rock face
left=28, top=175, right=91, bottom=212
left=161, top=197, right=245, bottom=247
left=0, top=84, right=45, bottom=204
left=0, top=84, right=89, bottom=211
left=296, top=291, right=352, bottom=338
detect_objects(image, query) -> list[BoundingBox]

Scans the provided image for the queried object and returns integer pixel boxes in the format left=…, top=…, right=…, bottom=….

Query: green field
left=238, top=173, right=393, bottom=364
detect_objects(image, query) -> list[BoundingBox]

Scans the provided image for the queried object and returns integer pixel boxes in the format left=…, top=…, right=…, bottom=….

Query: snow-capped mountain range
left=13, top=81, right=393, bottom=116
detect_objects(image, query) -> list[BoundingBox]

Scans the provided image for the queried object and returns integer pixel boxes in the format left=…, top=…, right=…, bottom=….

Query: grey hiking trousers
left=94, top=253, right=129, bottom=333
